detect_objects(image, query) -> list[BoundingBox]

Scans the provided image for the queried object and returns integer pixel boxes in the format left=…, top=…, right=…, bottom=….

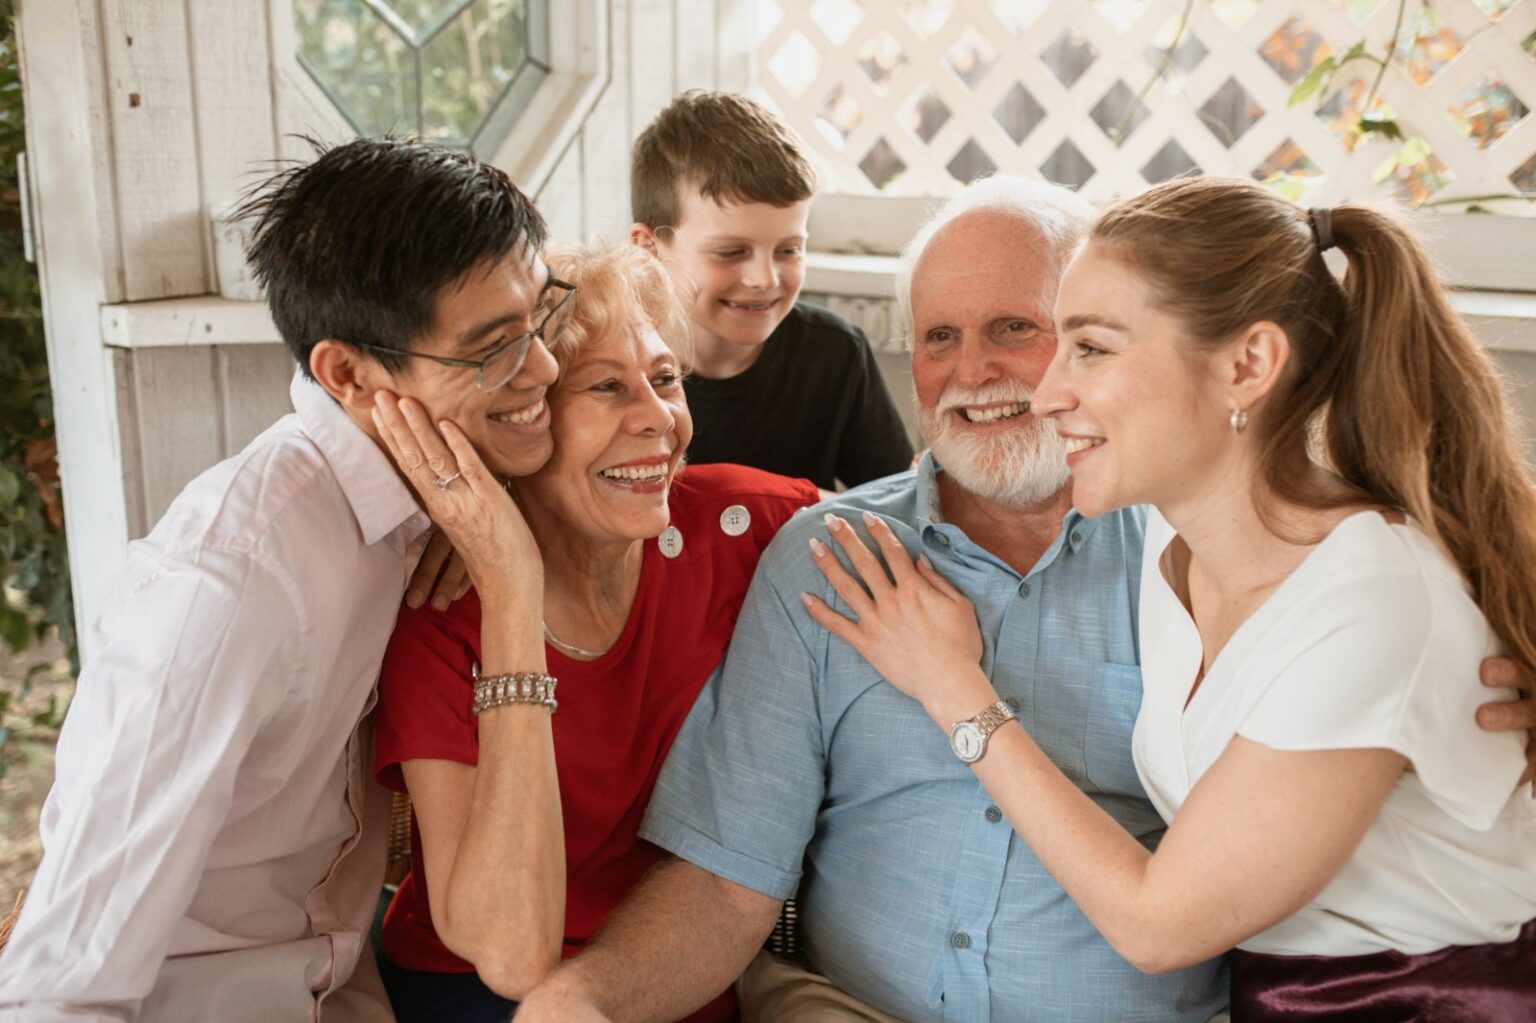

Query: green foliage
left=0, top=0, right=75, bottom=674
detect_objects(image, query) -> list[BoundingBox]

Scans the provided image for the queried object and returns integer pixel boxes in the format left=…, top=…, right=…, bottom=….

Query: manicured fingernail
left=862, top=511, right=880, bottom=529
left=405, top=589, right=423, bottom=609
left=823, top=513, right=842, bottom=531
left=809, top=538, right=827, bottom=557
left=800, top=592, right=814, bottom=608
left=918, top=554, right=932, bottom=570
left=431, top=596, right=449, bottom=611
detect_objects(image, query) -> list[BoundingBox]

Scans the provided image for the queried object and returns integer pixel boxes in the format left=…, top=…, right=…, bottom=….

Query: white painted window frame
left=268, top=0, right=609, bottom=194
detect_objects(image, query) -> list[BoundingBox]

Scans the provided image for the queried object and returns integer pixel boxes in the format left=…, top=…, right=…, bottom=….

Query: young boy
left=629, top=91, right=914, bottom=491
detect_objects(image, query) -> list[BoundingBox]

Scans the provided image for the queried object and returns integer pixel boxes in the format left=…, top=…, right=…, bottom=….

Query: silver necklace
left=542, top=621, right=607, bottom=660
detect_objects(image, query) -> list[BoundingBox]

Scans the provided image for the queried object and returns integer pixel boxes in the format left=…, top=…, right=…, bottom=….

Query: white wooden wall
left=16, top=0, right=756, bottom=645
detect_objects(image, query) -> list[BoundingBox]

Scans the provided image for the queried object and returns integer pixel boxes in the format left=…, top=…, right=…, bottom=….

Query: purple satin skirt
left=1230, top=919, right=1536, bottom=1022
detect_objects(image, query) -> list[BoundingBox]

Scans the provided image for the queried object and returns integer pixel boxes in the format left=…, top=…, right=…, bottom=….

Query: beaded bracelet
left=470, top=663, right=558, bottom=715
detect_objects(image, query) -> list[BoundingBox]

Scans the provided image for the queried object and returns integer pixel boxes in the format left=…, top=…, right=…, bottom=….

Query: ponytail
left=1093, top=177, right=1536, bottom=672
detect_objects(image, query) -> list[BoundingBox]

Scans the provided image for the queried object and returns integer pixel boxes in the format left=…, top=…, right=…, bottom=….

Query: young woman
left=804, top=177, right=1536, bottom=1018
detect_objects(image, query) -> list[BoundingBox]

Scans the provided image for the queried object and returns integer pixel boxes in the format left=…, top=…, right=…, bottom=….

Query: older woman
left=368, top=241, right=819, bottom=1022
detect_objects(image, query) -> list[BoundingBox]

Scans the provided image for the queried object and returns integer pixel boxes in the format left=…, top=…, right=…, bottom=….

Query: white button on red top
left=719, top=505, right=751, bottom=537
left=657, top=525, right=684, bottom=559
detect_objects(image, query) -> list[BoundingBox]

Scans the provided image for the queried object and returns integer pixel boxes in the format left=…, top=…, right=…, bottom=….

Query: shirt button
left=657, top=525, right=684, bottom=559
left=985, top=806, right=1003, bottom=823
left=719, top=505, right=751, bottom=537
left=1071, top=529, right=1084, bottom=545
left=950, top=931, right=971, bottom=949
left=933, top=533, right=951, bottom=548
left=1017, top=580, right=1031, bottom=598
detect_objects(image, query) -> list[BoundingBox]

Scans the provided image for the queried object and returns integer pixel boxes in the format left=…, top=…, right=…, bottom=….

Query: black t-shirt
left=683, top=303, right=915, bottom=490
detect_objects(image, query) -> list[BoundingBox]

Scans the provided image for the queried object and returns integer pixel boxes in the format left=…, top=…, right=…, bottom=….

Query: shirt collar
left=917, top=449, right=1103, bottom=569
left=290, top=371, right=430, bottom=547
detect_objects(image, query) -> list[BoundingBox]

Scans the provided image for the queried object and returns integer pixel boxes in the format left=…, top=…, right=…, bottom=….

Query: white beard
left=918, top=381, right=1071, bottom=510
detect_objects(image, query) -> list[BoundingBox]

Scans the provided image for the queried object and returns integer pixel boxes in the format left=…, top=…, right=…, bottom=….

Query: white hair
left=893, top=175, right=1096, bottom=347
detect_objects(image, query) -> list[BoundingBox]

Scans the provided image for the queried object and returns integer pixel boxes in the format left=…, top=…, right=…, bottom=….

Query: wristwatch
left=950, top=700, right=1017, bottom=764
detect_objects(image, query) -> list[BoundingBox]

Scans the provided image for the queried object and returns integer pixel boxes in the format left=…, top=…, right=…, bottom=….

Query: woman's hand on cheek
left=802, top=512, right=989, bottom=719
left=372, top=390, right=542, bottom=599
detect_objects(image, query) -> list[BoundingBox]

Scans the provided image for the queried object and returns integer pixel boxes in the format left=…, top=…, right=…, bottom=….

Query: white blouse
left=1134, top=508, right=1536, bottom=956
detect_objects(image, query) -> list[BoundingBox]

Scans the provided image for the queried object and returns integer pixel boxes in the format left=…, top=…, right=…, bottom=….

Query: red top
left=374, top=463, right=818, bottom=1021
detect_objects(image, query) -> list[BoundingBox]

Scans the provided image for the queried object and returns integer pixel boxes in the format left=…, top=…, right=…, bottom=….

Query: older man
left=514, top=176, right=1536, bottom=1023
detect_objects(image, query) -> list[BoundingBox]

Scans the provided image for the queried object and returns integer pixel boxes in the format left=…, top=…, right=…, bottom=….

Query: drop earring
left=1229, top=408, right=1249, bottom=434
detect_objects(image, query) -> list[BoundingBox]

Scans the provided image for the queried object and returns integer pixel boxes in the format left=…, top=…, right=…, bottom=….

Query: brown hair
left=1092, top=176, right=1536, bottom=671
left=542, top=241, right=693, bottom=377
left=630, top=90, right=817, bottom=229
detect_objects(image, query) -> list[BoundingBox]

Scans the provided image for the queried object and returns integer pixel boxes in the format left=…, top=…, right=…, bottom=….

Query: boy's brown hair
left=631, top=90, right=817, bottom=229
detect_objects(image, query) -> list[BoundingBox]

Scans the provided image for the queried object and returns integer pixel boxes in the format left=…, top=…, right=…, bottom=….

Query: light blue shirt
left=640, top=456, right=1228, bottom=1022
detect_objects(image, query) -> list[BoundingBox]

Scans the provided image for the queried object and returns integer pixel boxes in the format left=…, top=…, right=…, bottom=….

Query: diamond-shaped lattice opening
left=946, top=28, right=998, bottom=90
left=1092, top=0, right=1148, bottom=33
left=948, top=139, right=998, bottom=183
left=1317, top=76, right=1398, bottom=150
left=1254, top=139, right=1324, bottom=199
left=420, top=0, right=533, bottom=145
left=1041, top=138, right=1095, bottom=189
left=1392, top=7, right=1465, bottom=86
left=1040, top=30, right=1098, bottom=88
left=810, top=0, right=863, bottom=45
left=1337, top=0, right=1387, bottom=25
left=902, top=85, right=951, bottom=143
left=900, top=0, right=953, bottom=36
left=295, top=1, right=419, bottom=136
left=860, top=137, right=907, bottom=190
left=1143, top=22, right=1207, bottom=92
left=1473, top=0, right=1520, bottom=20
left=1142, top=139, right=1201, bottom=182
left=1373, top=137, right=1454, bottom=205
left=1511, top=151, right=1536, bottom=192
left=989, top=0, right=1048, bottom=33
left=1260, top=16, right=1333, bottom=86
left=993, top=83, right=1046, bottom=144
left=1091, top=80, right=1150, bottom=145
left=767, top=31, right=820, bottom=97
left=1210, top=0, right=1260, bottom=30
left=1447, top=74, right=1530, bottom=150
left=858, top=32, right=909, bottom=95
left=815, top=84, right=864, bottom=149
left=1200, top=77, right=1265, bottom=146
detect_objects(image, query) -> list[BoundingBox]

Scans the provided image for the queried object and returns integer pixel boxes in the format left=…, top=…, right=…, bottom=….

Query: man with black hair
left=0, top=137, right=562, bottom=1022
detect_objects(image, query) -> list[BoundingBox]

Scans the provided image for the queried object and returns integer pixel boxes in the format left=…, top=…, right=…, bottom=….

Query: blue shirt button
left=951, top=930, right=971, bottom=949
left=1018, top=580, right=1031, bottom=598
left=933, top=533, right=951, bottom=548
left=1071, top=529, right=1084, bottom=545
left=985, top=806, right=1003, bottom=823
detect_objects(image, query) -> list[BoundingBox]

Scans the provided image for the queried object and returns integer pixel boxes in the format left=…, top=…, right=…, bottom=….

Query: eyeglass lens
left=477, top=287, right=576, bottom=392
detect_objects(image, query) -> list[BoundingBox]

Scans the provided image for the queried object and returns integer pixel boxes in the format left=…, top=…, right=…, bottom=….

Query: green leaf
left=0, top=464, right=17, bottom=505
left=1358, top=113, right=1404, bottom=141
left=1341, top=40, right=1367, bottom=63
left=1288, top=56, right=1337, bottom=108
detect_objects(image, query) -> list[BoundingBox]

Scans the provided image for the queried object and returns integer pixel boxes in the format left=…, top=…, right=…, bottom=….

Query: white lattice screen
left=755, top=0, right=1536, bottom=210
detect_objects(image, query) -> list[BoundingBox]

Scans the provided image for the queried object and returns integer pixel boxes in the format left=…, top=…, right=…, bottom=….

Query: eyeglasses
left=353, top=278, right=577, bottom=392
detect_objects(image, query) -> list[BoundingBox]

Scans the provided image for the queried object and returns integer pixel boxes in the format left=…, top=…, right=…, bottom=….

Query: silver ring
left=433, top=472, right=462, bottom=492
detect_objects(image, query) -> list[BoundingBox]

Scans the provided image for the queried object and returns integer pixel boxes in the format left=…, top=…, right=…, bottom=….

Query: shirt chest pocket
left=1082, top=661, right=1146, bottom=797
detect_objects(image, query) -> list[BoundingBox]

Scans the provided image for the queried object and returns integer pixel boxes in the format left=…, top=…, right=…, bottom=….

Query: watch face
left=951, top=722, right=985, bottom=763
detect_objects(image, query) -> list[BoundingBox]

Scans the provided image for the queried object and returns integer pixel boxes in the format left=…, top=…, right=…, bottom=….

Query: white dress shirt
left=0, top=373, right=430, bottom=1021
left=1135, top=507, right=1536, bottom=957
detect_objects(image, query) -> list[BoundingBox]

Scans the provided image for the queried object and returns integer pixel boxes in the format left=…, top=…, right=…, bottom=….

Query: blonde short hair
left=543, top=241, right=693, bottom=377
